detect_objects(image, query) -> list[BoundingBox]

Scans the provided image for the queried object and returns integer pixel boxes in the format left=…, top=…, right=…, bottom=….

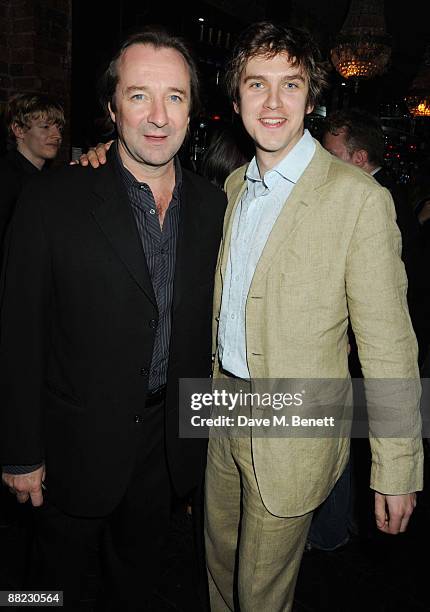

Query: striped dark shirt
left=115, top=146, right=181, bottom=392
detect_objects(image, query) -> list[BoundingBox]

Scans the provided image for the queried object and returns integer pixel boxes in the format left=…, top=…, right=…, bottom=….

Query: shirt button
left=235, top=275, right=240, bottom=281
left=134, top=414, right=143, bottom=423
left=140, top=368, right=149, bottom=377
left=149, top=209, right=156, bottom=215
left=149, top=319, right=157, bottom=329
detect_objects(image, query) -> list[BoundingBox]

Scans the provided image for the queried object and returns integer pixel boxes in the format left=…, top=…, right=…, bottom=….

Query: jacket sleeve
left=346, top=184, right=423, bottom=494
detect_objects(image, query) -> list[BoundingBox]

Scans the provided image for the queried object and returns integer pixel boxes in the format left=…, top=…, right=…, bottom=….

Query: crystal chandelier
left=405, top=45, right=430, bottom=117
left=330, top=0, right=391, bottom=80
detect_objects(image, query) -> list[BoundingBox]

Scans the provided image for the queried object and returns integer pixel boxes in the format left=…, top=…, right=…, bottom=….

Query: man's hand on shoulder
left=70, top=140, right=114, bottom=168
left=2, top=464, right=46, bottom=507
left=374, top=491, right=417, bottom=534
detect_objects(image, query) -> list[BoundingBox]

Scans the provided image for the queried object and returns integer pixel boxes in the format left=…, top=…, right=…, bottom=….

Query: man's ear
left=108, top=102, right=116, bottom=124
left=11, top=122, right=25, bottom=141
left=233, top=101, right=240, bottom=115
left=305, top=103, right=314, bottom=116
left=351, top=149, right=368, bottom=168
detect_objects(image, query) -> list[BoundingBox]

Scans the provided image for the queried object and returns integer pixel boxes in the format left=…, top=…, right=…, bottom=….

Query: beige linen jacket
left=212, top=140, right=423, bottom=517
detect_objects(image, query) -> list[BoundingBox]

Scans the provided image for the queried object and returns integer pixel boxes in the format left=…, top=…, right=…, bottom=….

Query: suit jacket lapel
left=251, top=141, right=332, bottom=283
left=212, top=165, right=246, bottom=326
left=219, top=169, right=247, bottom=281
left=90, top=151, right=156, bottom=307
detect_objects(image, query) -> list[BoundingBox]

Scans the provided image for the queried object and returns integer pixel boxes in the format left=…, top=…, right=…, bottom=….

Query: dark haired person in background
left=0, top=28, right=225, bottom=610
left=199, top=124, right=252, bottom=189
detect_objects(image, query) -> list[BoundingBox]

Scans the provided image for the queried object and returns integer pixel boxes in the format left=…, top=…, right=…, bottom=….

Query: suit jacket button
left=140, top=368, right=149, bottom=376
left=149, top=319, right=157, bottom=329
left=134, top=415, right=143, bottom=423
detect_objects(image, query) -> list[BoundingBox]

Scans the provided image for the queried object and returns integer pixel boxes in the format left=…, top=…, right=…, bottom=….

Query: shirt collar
left=245, top=129, right=316, bottom=191
left=114, top=142, right=182, bottom=205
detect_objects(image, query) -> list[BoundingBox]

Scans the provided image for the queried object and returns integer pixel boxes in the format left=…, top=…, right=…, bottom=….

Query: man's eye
left=131, top=94, right=145, bottom=101
left=169, top=94, right=183, bottom=103
left=250, top=82, right=263, bottom=89
left=286, top=82, right=298, bottom=89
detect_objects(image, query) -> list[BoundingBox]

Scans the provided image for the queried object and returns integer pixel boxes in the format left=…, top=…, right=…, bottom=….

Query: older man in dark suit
left=0, top=28, right=225, bottom=610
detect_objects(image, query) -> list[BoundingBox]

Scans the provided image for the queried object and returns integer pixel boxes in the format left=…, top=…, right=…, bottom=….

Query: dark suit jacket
left=0, top=150, right=40, bottom=254
left=373, top=168, right=421, bottom=272
left=0, top=148, right=226, bottom=516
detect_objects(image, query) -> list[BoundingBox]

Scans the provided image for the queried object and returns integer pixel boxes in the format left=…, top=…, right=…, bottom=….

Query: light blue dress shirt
left=218, top=129, right=316, bottom=379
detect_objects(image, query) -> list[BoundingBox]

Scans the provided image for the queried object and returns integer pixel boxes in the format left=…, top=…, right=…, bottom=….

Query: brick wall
left=0, top=0, right=72, bottom=159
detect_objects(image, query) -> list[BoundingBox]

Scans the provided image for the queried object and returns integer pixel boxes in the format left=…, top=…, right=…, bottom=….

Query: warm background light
left=330, top=0, right=391, bottom=81
left=405, top=44, right=430, bottom=117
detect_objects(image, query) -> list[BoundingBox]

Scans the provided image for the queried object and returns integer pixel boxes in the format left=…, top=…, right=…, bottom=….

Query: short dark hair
left=225, top=21, right=329, bottom=109
left=99, top=27, right=200, bottom=118
left=324, top=109, right=385, bottom=166
left=5, top=93, right=65, bottom=140
left=199, top=125, right=253, bottom=189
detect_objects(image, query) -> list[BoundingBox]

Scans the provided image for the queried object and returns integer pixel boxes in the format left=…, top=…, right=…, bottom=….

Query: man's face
left=14, top=115, right=62, bottom=168
left=234, top=53, right=313, bottom=173
left=322, top=130, right=353, bottom=162
left=109, top=44, right=191, bottom=174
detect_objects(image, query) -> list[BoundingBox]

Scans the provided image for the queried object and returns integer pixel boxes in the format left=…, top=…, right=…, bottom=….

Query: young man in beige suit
left=205, top=21, right=423, bottom=611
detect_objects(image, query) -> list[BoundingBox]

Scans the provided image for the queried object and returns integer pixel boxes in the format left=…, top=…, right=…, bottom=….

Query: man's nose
left=264, top=87, right=282, bottom=110
left=49, top=125, right=62, bottom=140
left=147, top=99, right=169, bottom=127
